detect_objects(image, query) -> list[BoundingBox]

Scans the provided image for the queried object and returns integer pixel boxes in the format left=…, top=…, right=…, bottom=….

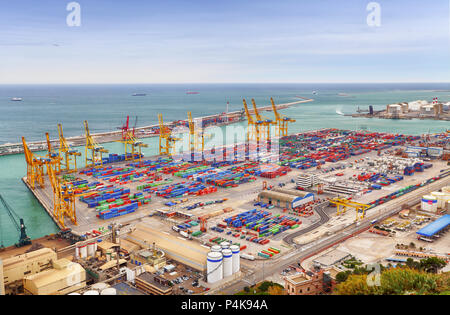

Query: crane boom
left=0, top=194, right=31, bottom=248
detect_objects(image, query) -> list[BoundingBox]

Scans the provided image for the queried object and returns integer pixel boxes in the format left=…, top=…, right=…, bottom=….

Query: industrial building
left=284, top=267, right=340, bottom=295
left=135, top=272, right=173, bottom=295
left=258, top=189, right=314, bottom=210
left=23, top=258, right=86, bottom=295
left=2, top=248, right=57, bottom=294
left=416, top=214, right=450, bottom=239
left=130, top=248, right=166, bottom=270
left=312, top=249, right=352, bottom=268
left=126, top=223, right=210, bottom=272
left=296, top=173, right=319, bottom=189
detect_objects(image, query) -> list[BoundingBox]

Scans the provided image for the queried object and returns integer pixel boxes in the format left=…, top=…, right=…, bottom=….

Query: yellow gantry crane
left=45, top=132, right=61, bottom=174
left=158, top=114, right=180, bottom=156
left=84, top=120, right=109, bottom=168
left=47, top=163, right=77, bottom=228
left=251, top=98, right=276, bottom=141
left=271, top=97, right=296, bottom=137
left=117, top=116, right=148, bottom=161
left=22, top=136, right=49, bottom=189
left=242, top=99, right=260, bottom=142
left=58, top=123, right=81, bottom=173
left=329, top=198, right=371, bottom=221
left=187, top=111, right=210, bottom=153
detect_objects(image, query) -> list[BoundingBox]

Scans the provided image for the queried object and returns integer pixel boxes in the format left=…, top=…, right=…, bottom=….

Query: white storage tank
left=83, top=290, right=99, bottom=295
left=220, top=242, right=230, bottom=250
left=87, top=242, right=95, bottom=257
left=100, top=288, right=117, bottom=295
left=207, top=251, right=223, bottom=284
left=79, top=245, right=87, bottom=259
left=67, top=292, right=81, bottom=295
left=75, top=246, right=80, bottom=259
left=431, top=192, right=446, bottom=209
left=443, top=186, right=450, bottom=194
left=421, top=195, right=437, bottom=212
left=230, top=245, right=240, bottom=274
left=91, top=282, right=109, bottom=291
left=222, top=249, right=233, bottom=278
left=211, top=245, right=222, bottom=252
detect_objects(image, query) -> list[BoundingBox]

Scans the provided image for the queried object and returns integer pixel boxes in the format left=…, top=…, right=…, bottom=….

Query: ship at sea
left=186, top=91, right=200, bottom=95
left=10, top=97, right=23, bottom=101
left=132, top=93, right=146, bottom=96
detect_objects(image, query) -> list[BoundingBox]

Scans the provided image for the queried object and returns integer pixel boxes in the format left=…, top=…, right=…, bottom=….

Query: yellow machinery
left=47, top=164, right=77, bottom=228
left=251, top=98, right=276, bottom=141
left=329, top=198, right=370, bottom=221
left=117, top=116, right=148, bottom=161
left=158, top=114, right=180, bottom=156
left=242, top=99, right=260, bottom=142
left=22, top=137, right=49, bottom=189
left=187, top=112, right=210, bottom=153
left=270, top=97, right=296, bottom=137
left=45, top=133, right=61, bottom=174
left=84, top=120, right=108, bottom=168
left=58, top=124, right=81, bottom=173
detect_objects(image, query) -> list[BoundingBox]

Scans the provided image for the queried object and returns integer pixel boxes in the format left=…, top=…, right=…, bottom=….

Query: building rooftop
left=416, top=214, right=450, bottom=237
left=313, top=249, right=351, bottom=267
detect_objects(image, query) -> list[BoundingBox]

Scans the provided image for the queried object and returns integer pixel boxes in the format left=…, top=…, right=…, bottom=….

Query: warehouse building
left=258, top=190, right=314, bottom=210
left=126, top=223, right=209, bottom=272
left=2, top=248, right=57, bottom=294
left=23, top=258, right=86, bottom=295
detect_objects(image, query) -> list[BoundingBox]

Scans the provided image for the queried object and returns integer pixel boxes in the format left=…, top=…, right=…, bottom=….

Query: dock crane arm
left=0, top=193, right=31, bottom=248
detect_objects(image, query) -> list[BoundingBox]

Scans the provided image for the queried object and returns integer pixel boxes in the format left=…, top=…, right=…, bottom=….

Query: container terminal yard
left=1, top=98, right=449, bottom=296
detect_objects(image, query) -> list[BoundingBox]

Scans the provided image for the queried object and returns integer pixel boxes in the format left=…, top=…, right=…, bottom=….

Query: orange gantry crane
left=251, top=98, right=276, bottom=141
left=242, top=98, right=260, bottom=143
left=117, top=116, right=148, bottom=161
left=45, top=132, right=62, bottom=174
left=187, top=111, right=210, bottom=154
left=270, top=97, right=296, bottom=137
left=84, top=120, right=109, bottom=168
left=58, top=123, right=81, bottom=173
left=158, top=114, right=180, bottom=156
left=47, top=163, right=77, bottom=228
left=22, top=136, right=50, bottom=189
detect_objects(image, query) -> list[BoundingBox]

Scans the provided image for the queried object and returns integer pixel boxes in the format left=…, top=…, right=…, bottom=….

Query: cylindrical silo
left=75, top=246, right=80, bottom=260
left=211, top=245, right=222, bottom=252
left=87, top=242, right=95, bottom=257
left=220, top=242, right=230, bottom=250
left=431, top=192, right=445, bottom=209
left=83, top=290, right=99, bottom=295
left=79, top=245, right=87, bottom=259
left=230, top=245, right=240, bottom=274
left=91, top=282, right=109, bottom=292
left=442, top=186, right=450, bottom=194
left=222, top=249, right=233, bottom=278
left=421, top=195, right=437, bottom=212
left=207, top=252, right=223, bottom=284
left=100, top=288, right=117, bottom=295
left=67, top=292, right=81, bottom=295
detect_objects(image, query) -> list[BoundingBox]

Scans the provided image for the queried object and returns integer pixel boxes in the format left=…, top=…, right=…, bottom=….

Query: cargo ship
left=11, top=97, right=23, bottom=101
left=186, top=91, right=200, bottom=95
left=132, top=93, right=146, bottom=96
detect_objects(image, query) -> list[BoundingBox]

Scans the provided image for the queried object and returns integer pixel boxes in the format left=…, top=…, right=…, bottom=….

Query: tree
left=243, top=286, right=250, bottom=293
left=420, top=257, right=447, bottom=274
left=336, top=271, right=350, bottom=283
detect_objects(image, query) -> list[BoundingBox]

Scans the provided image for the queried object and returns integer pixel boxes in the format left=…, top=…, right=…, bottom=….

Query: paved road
left=282, top=201, right=330, bottom=245
left=216, top=174, right=450, bottom=294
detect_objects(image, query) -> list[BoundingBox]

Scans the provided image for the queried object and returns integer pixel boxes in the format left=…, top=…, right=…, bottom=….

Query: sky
left=0, top=0, right=449, bottom=84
